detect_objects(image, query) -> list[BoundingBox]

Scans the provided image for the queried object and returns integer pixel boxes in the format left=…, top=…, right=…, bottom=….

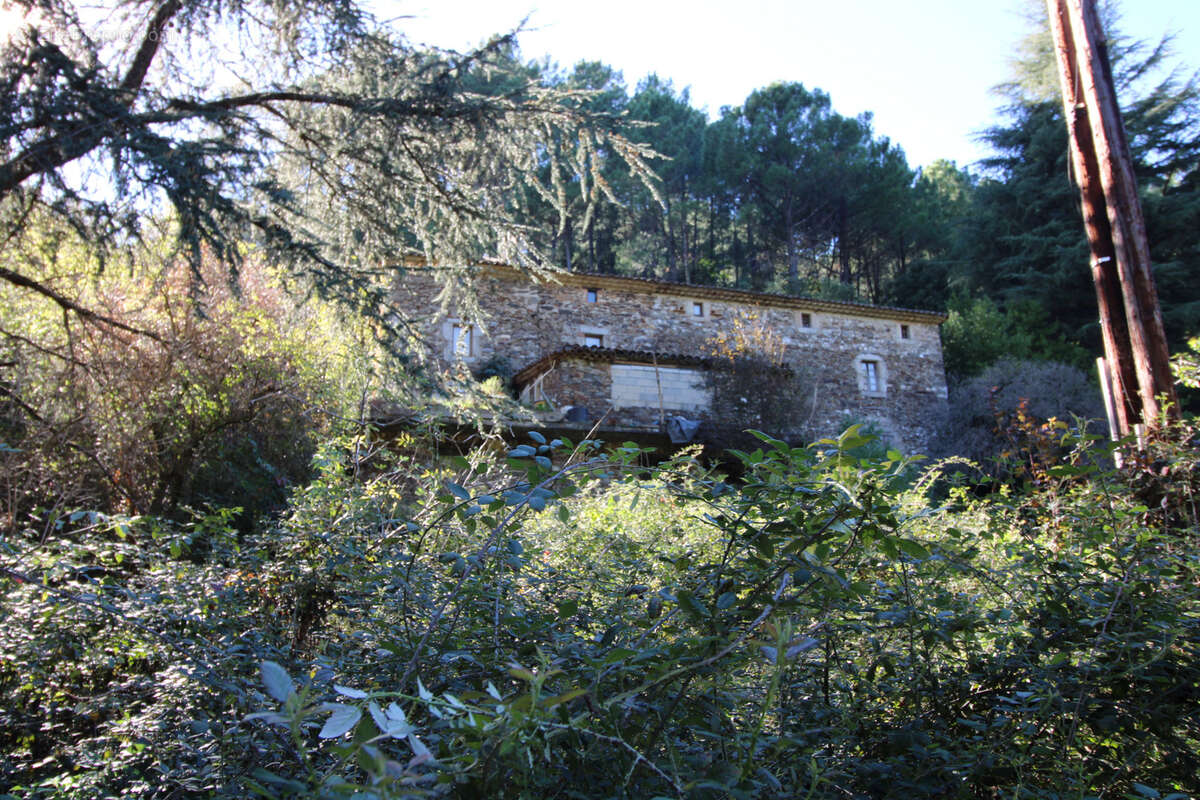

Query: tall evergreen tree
left=957, top=6, right=1200, bottom=358
left=625, top=76, right=707, bottom=282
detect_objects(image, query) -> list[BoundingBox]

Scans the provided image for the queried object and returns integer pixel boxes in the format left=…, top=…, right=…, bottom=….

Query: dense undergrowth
left=2, top=417, right=1199, bottom=799
left=2, top=254, right=1199, bottom=797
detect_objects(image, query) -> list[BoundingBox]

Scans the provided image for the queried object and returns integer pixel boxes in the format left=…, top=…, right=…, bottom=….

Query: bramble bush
left=0, top=242, right=375, bottom=529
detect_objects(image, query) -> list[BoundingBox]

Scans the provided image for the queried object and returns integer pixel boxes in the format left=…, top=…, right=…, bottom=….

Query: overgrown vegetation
left=702, top=311, right=817, bottom=449
left=935, top=358, right=1106, bottom=474
left=0, top=232, right=380, bottom=530
left=3, top=414, right=1199, bottom=798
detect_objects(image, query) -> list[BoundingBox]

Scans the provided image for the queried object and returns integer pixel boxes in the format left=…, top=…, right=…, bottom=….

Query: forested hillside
left=508, top=20, right=1200, bottom=378
left=2, top=1, right=1200, bottom=798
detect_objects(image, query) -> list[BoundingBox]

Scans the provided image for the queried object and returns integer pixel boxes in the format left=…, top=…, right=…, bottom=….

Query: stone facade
left=394, top=265, right=949, bottom=452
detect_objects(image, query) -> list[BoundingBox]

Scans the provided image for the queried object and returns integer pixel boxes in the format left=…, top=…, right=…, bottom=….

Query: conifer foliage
left=0, top=0, right=658, bottom=332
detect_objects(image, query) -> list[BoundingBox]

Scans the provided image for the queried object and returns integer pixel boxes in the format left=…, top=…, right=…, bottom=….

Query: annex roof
left=513, top=345, right=711, bottom=389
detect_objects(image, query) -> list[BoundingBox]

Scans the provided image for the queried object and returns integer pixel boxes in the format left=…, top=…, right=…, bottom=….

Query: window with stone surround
left=800, top=312, right=813, bottom=328
left=586, top=288, right=598, bottom=303
left=579, top=325, right=609, bottom=348
left=439, top=318, right=479, bottom=361
left=900, top=324, right=910, bottom=340
left=691, top=301, right=705, bottom=317
left=451, top=323, right=474, bottom=358
left=862, top=360, right=879, bottom=391
left=855, top=354, right=887, bottom=398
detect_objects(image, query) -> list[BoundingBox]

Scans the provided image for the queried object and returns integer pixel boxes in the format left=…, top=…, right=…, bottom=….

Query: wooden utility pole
left=1045, top=0, right=1177, bottom=434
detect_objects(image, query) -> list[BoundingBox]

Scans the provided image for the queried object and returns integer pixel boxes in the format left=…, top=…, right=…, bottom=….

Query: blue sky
left=386, top=0, right=1199, bottom=171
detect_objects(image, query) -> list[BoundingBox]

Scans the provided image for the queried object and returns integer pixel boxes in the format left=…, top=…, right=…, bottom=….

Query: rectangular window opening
left=691, top=301, right=704, bottom=317
left=452, top=323, right=473, bottom=357
left=900, top=324, right=910, bottom=339
left=584, top=333, right=604, bottom=348
left=862, top=360, right=879, bottom=393
left=801, top=312, right=812, bottom=328
left=586, top=288, right=598, bottom=303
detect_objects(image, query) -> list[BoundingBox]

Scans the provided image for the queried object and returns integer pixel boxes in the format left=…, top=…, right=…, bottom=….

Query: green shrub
left=4, top=423, right=1200, bottom=798
left=936, top=357, right=1106, bottom=476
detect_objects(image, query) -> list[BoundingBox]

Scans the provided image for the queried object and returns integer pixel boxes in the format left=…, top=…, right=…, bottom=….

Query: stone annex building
left=395, top=265, right=949, bottom=452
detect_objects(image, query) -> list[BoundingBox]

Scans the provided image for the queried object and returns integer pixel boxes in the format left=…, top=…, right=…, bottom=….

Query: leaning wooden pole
left=1045, top=0, right=1178, bottom=433
left=1045, top=0, right=1139, bottom=434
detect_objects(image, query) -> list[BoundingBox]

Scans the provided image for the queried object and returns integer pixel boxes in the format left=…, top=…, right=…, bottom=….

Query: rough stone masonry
left=394, top=265, right=949, bottom=453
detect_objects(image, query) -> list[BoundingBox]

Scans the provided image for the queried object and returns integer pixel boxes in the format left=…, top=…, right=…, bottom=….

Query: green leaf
left=251, top=768, right=307, bottom=792
left=319, top=704, right=362, bottom=738
left=748, top=429, right=789, bottom=451
left=542, top=688, right=587, bottom=708
left=444, top=480, right=470, bottom=500
left=602, top=648, right=638, bottom=663
left=896, top=539, right=929, bottom=559
left=752, top=534, right=775, bottom=559
left=676, top=590, right=710, bottom=620
left=260, top=661, right=294, bottom=703
left=508, top=665, right=536, bottom=682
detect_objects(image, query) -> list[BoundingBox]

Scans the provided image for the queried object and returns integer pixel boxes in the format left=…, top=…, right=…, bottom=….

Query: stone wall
left=394, top=267, right=949, bottom=452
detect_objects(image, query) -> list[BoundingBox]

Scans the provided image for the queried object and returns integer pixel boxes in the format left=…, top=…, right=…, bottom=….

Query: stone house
left=394, top=265, right=948, bottom=452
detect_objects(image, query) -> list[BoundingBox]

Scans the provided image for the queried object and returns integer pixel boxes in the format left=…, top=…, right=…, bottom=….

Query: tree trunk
left=686, top=203, right=696, bottom=284
left=785, top=198, right=799, bottom=288
left=663, top=197, right=677, bottom=280
left=562, top=216, right=573, bottom=271
left=837, top=196, right=852, bottom=285
left=586, top=215, right=595, bottom=272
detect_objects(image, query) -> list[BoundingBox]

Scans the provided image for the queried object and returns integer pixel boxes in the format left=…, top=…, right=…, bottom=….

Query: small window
left=584, top=333, right=604, bottom=348
left=451, top=323, right=473, bottom=358
left=586, top=288, right=598, bottom=303
left=691, top=301, right=704, bottom=317
left=861, top=360, right=880, bottom=393
left=800, top=312, right=813, bottom=328
left=900, top=324, right=910, bottom=340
